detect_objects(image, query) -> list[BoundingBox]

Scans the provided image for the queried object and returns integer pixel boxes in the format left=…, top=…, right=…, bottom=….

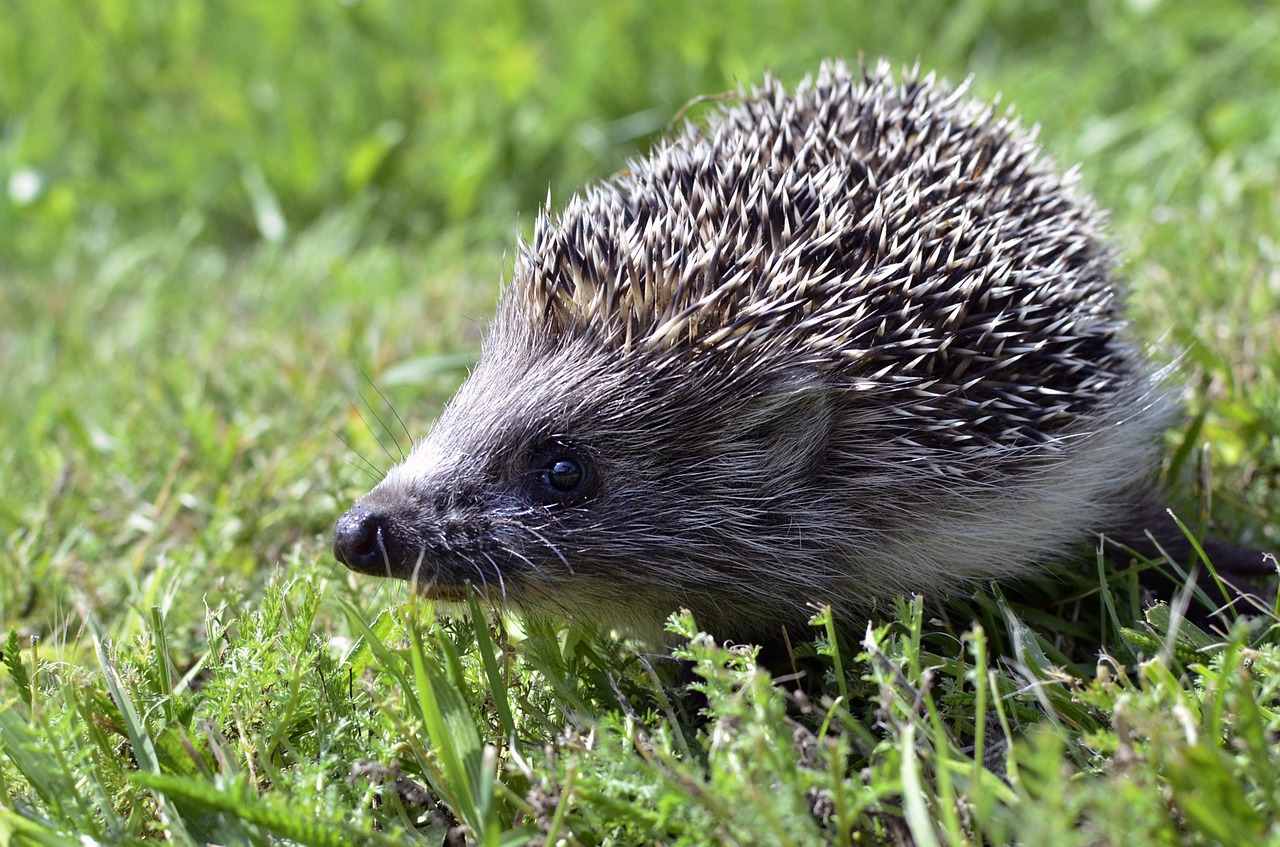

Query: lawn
left=2, top=1, right=1279, bottom=844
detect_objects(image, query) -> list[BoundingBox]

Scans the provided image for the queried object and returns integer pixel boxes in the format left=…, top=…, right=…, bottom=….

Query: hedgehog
left=333, top=59, right=1267, bottom=640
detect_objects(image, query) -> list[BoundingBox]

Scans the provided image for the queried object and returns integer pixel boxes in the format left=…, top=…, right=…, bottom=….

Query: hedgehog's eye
left=546, top=458, right=583, bottom=492
left=529, top=444, right=596, bottom=505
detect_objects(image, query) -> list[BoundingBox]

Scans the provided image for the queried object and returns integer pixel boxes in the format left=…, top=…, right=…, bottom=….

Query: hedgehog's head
left=331, top=302, right=839, bottom=636
left=332, top=107, right=873, bottom=635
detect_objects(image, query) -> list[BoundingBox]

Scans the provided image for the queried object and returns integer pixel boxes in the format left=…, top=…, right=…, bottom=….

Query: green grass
left=2, top=1, right=1279, bottom=844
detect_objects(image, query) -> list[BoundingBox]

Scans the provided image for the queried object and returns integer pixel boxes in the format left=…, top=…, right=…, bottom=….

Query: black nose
left=333, top=506, right=392, bottom=575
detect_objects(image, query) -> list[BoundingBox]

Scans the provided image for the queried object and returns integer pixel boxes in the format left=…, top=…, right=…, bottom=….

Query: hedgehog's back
left=512, top=59, right=1150, bottom=450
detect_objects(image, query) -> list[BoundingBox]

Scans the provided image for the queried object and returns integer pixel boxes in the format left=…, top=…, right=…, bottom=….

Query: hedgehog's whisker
left=331, top=428, right=383, bottom=481
left=519, top=522, right=573, bottom=574
left=346, top=399, right=398, bottom=475
left=479, top=550, right=509, bottom=607
left=355, top=384, right=406, bottom=465
left=360, top=367, right=414, bottom=461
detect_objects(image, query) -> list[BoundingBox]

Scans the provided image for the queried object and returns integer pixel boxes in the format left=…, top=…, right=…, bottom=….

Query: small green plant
left=8, top=578, right=1279, bottom=844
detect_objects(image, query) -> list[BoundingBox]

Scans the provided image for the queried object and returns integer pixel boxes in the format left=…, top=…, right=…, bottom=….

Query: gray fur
left=339, top=60, right=1177, bottom=639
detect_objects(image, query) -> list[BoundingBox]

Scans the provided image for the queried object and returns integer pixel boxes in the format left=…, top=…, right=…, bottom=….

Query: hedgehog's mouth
left=409, top=581, right=468, bottom=602
left=334, top=501, right=527, bottom=606
left=376, top=551, right=508, bottom=604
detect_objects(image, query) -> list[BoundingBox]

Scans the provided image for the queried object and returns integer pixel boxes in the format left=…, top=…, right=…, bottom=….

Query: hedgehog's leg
left=1107, top=504, right=1276, bottom=621
left=1110, top=504, right=1275, bottom=575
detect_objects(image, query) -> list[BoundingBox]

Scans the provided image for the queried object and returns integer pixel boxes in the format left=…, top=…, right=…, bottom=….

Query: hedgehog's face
left=333, top=334, right=836, bottom=634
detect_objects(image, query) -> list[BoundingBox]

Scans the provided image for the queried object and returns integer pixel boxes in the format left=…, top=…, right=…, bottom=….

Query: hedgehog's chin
left=407, top=579, right=515, bottom=608
left=406, top=580, right=466, bottom=602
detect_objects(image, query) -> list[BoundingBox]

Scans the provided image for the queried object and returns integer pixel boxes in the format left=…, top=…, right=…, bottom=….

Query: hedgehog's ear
left=741, top=374, right=834, bottom=480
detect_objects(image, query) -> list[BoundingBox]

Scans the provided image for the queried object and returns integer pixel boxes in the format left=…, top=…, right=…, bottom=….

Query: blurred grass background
left=4, top=2, right=1277, bottom=255
left=1, top=0, right=1278, bottom=661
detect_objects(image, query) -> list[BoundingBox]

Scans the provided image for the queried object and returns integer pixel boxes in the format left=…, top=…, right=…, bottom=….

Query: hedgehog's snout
left=333, top=465, right=495, bottom=583
left=334, top=505, right=398, bottom=577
